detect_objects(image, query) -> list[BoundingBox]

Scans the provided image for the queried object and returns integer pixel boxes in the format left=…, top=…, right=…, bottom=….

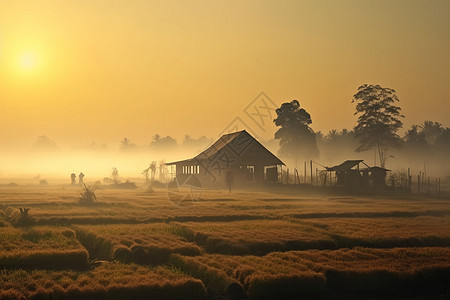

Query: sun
left=18, top=52, right=39, bottom=72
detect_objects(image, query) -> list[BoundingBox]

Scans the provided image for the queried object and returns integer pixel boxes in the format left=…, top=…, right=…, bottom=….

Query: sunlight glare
left=18, top=52, right=38, bottom=72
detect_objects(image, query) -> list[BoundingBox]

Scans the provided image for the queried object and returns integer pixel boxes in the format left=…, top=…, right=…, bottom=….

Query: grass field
left=0, top=183, right=449, bottom=299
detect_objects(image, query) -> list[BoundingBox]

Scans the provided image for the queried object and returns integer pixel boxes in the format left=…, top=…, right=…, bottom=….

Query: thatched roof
left=166, top=130, right=284, bottom=166
left=326, top=160, right=363, bottom=171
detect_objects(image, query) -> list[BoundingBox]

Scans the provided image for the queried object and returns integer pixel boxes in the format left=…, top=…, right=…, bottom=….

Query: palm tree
left=420, top=121, right=443, bottom=145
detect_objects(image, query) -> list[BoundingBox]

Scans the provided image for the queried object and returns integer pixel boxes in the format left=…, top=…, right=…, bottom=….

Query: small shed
left=326, top=160, right=390, bottom=188
left=326, top=160, right=364, bottom=187
left=166, top=130, right=285, bottom=188
left=360, top=166, right=391, bottom=188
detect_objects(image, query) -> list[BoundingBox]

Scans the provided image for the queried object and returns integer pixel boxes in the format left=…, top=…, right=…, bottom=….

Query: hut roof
left=326, top=160, right=364, bottom=171
left=360, top=166, right=391, bottom=172
left=166, top=130, right=284, bottom=166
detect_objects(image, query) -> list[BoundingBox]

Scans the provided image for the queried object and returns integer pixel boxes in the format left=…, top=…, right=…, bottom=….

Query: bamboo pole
left=438, top=178, right=441, bottom=195
left=315, top=168, right=318, bottom=187
left=436, top=178, right=438, bottom=194
left=418, top=174, right=420, bottom=193
left=408, top=168, right=411, bottom=191
left=304, top=161, right=306, bottom=184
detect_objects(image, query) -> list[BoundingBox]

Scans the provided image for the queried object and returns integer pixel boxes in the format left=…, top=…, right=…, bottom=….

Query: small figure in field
left=71, top=173, right=76, bottom=185
left=225, top=170, right=234, bottom=193
left=78, top=172, right=85, bottom=186
left=112, top=167, right=119, bottom=184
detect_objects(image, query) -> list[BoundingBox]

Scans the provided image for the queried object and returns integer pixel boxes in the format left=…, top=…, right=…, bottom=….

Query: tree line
left=273, top=84, right=450, bottom=170
left=28, top=84, right=448, bottom=172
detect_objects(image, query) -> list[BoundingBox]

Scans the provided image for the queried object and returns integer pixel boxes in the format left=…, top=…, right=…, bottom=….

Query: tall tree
left=30, top=135, right=60, bottom=153
left=273, top=100, right=318, bottom=166
left=420, top=121, right=444, bottom=145
left=352, top=84, right=404, bottom=168
left=402, top=124, right=431, bottom=164
left=119, top=137, right=137, bottom=153
left=150, top=135, right=177, bottom=151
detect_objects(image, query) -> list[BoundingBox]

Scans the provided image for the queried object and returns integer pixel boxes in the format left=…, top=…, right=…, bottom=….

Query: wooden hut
left=166, top=130, right=285, bottom=188
left=326, top=160, right=364, bottom=187
left=326, top=160, right=390, bottom=188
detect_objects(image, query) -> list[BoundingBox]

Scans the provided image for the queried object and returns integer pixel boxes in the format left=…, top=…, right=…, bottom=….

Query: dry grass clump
left=0, top=263, right=207, bottom=299
left=170, top=247, right=450, bottom=299
left=270, top=247, right=450, bottom=294
left=0, top=226, right=81, bottom=252
left=79, top=184, right=98, bottom=205
left=169, top=253, right=325, bottom=298
left=168, top=254, right=238, bottom=295
left=299, top=216, right=450, bottom=248
left=1, top=207, right=35, bottom=226
left=0, top=226, right=88, bottom=270
left=0, top=249, right=89, bottom=270
left=72, top=227, right=113, bottom=261
left=173, top=220, right=335, bottom=255
left=74, top=224, right=202, bottom=264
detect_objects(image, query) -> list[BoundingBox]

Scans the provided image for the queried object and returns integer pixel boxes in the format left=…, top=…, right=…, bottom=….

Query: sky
left=1, top=0, right=449, bottom=152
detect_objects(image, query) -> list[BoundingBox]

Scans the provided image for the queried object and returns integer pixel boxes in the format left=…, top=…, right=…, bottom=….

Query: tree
left=142, top=161, right=157, bottom=183
left=404, top=124, right=427, bottom=145
left=402, top=124, right=431, bottom=165
left=150, top=135, right=177, bottom=151
left=119, top=137, right=137, bottom=153
left=352, top=84, right=404, bottom=168
left=435, top=127, right=450, bottom=153
left=273, top=100, right=318, bottom=166
left=321, top=129, right=357, bottom=164
left=420, top=121, right=444, bottom=145
left=182, top=135, right=210, bottom=148
left=152, top=134, right=161, bottom=144
left=30, top=135, right=60, bottom=153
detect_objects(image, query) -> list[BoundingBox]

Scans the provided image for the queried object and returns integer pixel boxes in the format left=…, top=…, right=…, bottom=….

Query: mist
left=1, top=121, right=448, bottom=186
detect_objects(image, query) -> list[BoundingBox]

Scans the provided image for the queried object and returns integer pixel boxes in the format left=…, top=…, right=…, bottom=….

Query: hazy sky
left=1, top=0, right=449, bottom=151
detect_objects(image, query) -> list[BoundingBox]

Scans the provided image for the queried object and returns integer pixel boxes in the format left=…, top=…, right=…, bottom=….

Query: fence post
left=438, top=178, right=441, bottom=195
left=315, top=168, right=318, bottom=187
left=418, top=174, right=420, bottom=193
left=304, top=161, right=306, bottom=184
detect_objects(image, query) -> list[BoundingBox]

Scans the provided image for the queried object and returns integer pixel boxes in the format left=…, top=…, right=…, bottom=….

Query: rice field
left=0, top=183, right=449, bottom=299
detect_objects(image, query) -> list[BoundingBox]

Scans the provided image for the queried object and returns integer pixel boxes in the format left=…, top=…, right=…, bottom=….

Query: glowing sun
left=18, top=52, right=39, bottom=72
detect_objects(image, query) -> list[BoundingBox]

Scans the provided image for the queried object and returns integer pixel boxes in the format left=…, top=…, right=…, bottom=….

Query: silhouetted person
left=70, top=173, right=76, bottom=185
left=225, top=170, right=234, bottom=193
left=79, top=172, right=85, bottom=186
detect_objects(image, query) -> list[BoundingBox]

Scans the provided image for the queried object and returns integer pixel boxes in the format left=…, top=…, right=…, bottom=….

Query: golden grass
left=2, top=186, right=449, bottom=224
left=175, top=220, right=335, bottom=254
left=0, top=226, right=89, bottom=270
left=0, top=226, right=79, bottom=252
left=0, top=263, right=206, bottom=299
left=73, top=224, right=202, bottom=263
left=0, top=184, right=449, bottom=298
left=297, top=216, right=450, bottom=248
left=171, top=247, right=450, bottom=298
